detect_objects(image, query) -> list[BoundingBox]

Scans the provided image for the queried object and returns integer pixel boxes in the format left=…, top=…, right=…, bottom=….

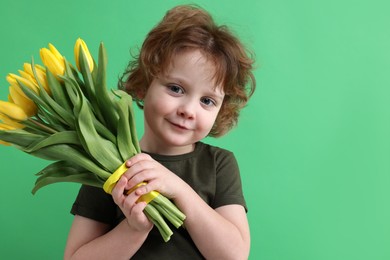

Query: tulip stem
left=27, top=118, right=57, bottom=134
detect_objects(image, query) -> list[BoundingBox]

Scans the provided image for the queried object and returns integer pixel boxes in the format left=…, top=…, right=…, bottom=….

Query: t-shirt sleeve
left=213, top=150, right=247, bottom=211
left=70, top=185, right=119, bottom=225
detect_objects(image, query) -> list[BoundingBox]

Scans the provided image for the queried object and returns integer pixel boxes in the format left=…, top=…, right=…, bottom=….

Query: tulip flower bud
left=6, top=73, right=39, bottom=93
left=74, top=38, right=94, bottom=72
left=0, top=123, right=14, bottom=130
left=0, top=101, right=28, bottom=121
left=18, top=70, right=35, bottom=82
left=40, top=43, right=65, bottom=78
left=0, top=112, right=25, bottom=129
left=9, top=85, right=37, bottom=117
left=23, top=63, right=50, bottom=94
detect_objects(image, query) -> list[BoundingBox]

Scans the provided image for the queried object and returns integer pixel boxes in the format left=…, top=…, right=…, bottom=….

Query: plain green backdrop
left=1, top=0, right=390, bottom=259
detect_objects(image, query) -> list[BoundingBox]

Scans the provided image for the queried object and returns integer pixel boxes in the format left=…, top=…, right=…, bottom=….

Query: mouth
left=170, top=121, right=190, bottom=130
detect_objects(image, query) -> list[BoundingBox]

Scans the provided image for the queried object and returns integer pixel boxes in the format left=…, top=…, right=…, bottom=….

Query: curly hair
left=118, top=5, right=256, bottom=137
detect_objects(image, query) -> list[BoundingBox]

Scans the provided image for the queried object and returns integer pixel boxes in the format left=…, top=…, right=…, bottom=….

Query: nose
left=177, top=100, right=196, bottom=119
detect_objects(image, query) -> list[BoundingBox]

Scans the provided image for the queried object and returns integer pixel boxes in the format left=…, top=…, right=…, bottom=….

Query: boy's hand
left=111, top=175, right=153, bottom=232
left=122, top=153, right=185, bottom=200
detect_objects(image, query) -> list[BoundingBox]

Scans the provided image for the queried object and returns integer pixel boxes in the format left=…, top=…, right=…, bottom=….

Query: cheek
left=143, top=94, right=173, bottom=118
left=197, top=111, right=219, bottom=132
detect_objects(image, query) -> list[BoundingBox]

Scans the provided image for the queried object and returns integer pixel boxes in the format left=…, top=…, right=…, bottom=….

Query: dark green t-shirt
left=71, top=142, right=247, bottom=259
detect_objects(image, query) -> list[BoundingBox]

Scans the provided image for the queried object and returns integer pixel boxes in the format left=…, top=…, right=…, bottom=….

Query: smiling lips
left=169, top=121, right=191, bottom=131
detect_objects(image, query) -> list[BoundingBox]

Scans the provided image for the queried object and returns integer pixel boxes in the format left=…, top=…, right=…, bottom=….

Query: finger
left=111, top=176, right=127, bottom=205
left=132, top=201, right=149, bottom=214
left=122, top=190, right=141, bottom=211
left=122, top=156, right=152, bottom=181
left=125, top=153, right=152, bottom=167
left=134, top=181, right=153, bottom=196
left=127, top=168, right=158, bottom=190
left=123, top=164, right=155, bottom=189
left=128, top=202, right=153, bottom=228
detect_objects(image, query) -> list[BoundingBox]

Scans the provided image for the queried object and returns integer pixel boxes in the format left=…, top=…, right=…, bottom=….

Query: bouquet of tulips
left=0, top=38, right=185, bottom=242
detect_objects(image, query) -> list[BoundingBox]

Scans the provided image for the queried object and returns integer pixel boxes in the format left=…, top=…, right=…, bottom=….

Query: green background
left=1, top=0, right=389, bottom=259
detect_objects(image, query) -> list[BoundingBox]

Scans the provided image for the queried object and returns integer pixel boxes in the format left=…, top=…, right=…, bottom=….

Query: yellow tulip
left=23, top=63, right=50, bottom=94
left=74, top=38, right=94, bottom=72
left=40, top=43, right=65, bottom=77
left=6, top=73, right=39, bottom=94
left=7, top=82, right=28, bottom=99
left=18, top=70, right=35, bottom=82
left=0, top=123, right=14, bottom=130
left=8, top=94, right=14, bottom=103
left=0, top=113, right=25, bottom=129
left=9, top=85, right=37, bottom=117
left=0, top=100, right=28, bottom=121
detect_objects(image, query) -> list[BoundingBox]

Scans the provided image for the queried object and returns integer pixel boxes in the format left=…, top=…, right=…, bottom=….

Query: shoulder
left=196, top=142, right=237, bottom=163
left=196, top=141, right=232, bottom=155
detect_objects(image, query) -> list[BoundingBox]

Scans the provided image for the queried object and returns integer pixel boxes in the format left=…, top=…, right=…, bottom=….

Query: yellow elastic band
left=103, top=162, right=128, bottom=194
left=103, top=162, right=160, bottom=204
left=125, top=182, right=160, bottom=204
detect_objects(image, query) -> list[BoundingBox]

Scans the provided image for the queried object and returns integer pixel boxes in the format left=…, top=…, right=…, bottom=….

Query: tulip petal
left=24, top=63, right=50, bottom=94
left=9, top=85, right=37, bottom=117
left=6, top=73, right=39, bottom=93
left=0, top=113, right=25, bottom=129
left=0, top=101, right=28, bottom=121
left=75, top=38, right=94, bottom=72
left=40, top=48, right=65, bottom=77
left=48, top=43, right=64, bottom=62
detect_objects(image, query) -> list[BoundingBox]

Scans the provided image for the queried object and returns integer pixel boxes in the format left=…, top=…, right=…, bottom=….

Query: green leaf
left=63, top=77, right=117, bottom=144
left=0, top=129, right=43, bottom=148
left=114, top=90, right=141, bottom=154
left=32, top=161, right=103, bottom=194
left=74, top=90, right=122, bottom=172
left=61, top=74, right=82, bottom=109
left=43, top=64, right=72, bottom=113
left=116, top=93, right=137, bottom=161
left=18, top=80, right=75, bottom=129
left=21, top=120, right=54, bottom=135
left=78, top=45, right=105, bottom=123
left=61, top=59, right=86, bottom=109
left=38, top=82, right=75, bottom=128
left=127, top=95, right=141, bottom=154
left=93, top=116, right=117, bottom=144
left=29, top=143, right=111, bottom=179
left=93, top=43, right=119, bottom=133
left=24, top=131, right=81, bottom=153
left=16, top=81, right=57, bottom=118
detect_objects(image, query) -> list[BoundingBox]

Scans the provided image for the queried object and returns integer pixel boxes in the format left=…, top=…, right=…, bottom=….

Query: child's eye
left=200, top=97, right=216, bottom=107
left=168, top=84, right=184, bottom=94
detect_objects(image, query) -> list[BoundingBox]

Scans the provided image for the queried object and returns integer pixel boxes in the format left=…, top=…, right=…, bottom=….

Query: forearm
left=173, top=183, right=250, bottom=260
left=65, top=220, right=148, bottom=260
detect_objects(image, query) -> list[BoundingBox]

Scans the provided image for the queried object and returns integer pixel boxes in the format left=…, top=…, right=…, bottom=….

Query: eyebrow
left=208, top=89, right=225, bottom=101
left=162, top=74, right=187, bottom=86
left=164, top=75, right=224, bottom=94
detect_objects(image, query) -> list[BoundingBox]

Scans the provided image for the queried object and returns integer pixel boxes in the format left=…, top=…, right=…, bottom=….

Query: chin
left=163, top=135, right=195, bottom=147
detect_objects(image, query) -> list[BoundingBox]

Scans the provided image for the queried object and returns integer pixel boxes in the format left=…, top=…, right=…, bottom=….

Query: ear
left=136, top=88, right=146, bottom=100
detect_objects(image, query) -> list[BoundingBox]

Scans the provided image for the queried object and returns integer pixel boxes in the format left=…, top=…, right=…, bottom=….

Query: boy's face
left=140, top=49, right=224, bottom=155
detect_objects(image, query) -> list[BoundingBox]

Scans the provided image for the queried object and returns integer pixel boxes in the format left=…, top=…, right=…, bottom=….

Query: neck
left=139, top=138, right=195, bottom=155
